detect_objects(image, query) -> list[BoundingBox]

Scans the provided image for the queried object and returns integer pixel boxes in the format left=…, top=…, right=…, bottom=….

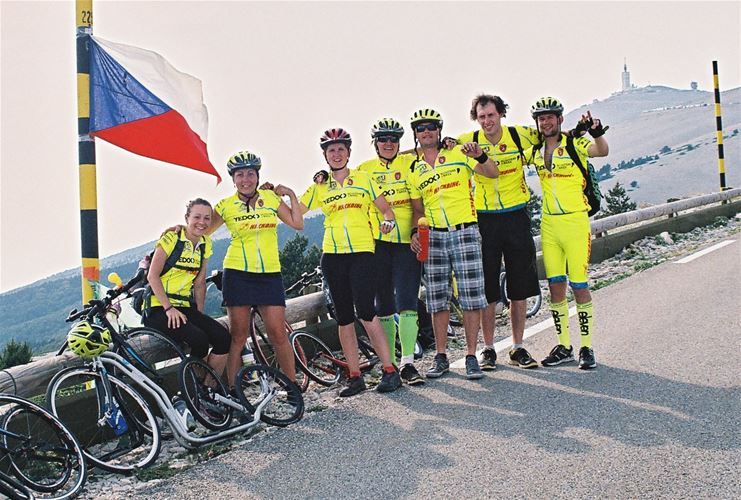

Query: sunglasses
left=376, top=136, right=400, bottom=144
left=414, top=123, right=439, bottom=133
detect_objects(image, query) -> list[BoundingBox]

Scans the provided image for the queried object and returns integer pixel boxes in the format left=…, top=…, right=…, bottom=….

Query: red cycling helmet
left=320, top=128, right=352, bottom=150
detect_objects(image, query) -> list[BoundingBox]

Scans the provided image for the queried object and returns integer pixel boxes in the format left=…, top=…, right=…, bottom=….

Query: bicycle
left=46, top=273, right=304, bottom=474
left=0, top=393, right=87, bottom=499
left=205, top=271, right=310, bottom=392
left=285, top=267, right=381, bottom=386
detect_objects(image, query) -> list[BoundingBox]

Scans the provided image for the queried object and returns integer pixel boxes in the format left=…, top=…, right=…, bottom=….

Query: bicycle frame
left=89, top=352, right=277, bottom=447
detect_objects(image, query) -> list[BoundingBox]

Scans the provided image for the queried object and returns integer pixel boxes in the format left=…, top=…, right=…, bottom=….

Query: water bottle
left=241, top=346, right=255, bottom=365
left=107, top=404, right=129, bottom=436
left=416, top=217, right=430, bottom=262
left=172, top=396, right=196, bottom=431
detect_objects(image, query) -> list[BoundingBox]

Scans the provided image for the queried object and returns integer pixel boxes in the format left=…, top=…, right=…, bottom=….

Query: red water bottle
left=417, top=217, right=430, bottom=262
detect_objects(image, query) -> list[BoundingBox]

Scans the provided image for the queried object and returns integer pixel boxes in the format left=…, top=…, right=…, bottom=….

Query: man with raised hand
left=527, top=97, right=609, bottom=370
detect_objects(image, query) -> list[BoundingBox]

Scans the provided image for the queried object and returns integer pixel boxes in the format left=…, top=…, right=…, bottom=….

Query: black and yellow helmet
left=530, top=97, right=564, bottom=118
left=67, top=321, right=111, bottom=359
left=371, top=118, right=404, bottom=139
left=410, top=108, right=443, bottom=128
left=226, top=151, right=262, bottom=176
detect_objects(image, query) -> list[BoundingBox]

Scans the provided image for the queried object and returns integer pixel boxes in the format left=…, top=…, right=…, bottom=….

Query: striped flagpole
left=76, top=0, right=99, bottom=302
left=712, top=61, right=727, bottom=191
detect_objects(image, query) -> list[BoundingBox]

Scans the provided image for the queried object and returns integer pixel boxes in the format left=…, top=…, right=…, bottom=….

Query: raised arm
left=274, top=185, right=304, bottom=230
left=461, top=142, right=499, bottom=178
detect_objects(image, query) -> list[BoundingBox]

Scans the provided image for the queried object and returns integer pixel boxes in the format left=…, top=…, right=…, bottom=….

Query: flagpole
left=76, top=0, right=99, bottom=302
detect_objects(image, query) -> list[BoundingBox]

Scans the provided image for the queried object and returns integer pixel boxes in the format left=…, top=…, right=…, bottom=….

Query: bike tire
left=290, top=331, right=341, bottom=387
left=500, top=274, right=542, bottom=318
left=235, top=364, right=304, bottom=427
left=249, top=312, right=310, bottom=393
left=114, top=327, right=187, bottom=404
left=0, top=470, right=34, bottom=500
left=0, top=394, right=87, bottom=499
left=177, top=357, right=232, bottom=431
left=46, top=367, right=161, bottom=475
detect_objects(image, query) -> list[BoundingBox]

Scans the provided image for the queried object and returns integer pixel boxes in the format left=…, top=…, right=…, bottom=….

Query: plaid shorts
left=424, top=225, right=487, bottom=313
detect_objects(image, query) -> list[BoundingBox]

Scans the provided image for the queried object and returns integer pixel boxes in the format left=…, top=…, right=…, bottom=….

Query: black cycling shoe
left=578, top=347, right=597, bottom=370
left=400, top=364, right=425, bottom=385
left=376, top=369, right=402, bottom=393
left=508, top=347, right=538, bottom=369
left=465, top=355, right=484, bottom=380
left=425, top=353, right=450, bottom=379
left=541, top=344, right=575, bottom=367
left=479, top=348, right=497, bottom=371
left=339, top=376, right=366, bottom=397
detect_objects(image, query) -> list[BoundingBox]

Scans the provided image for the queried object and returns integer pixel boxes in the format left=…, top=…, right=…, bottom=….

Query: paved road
left=142, top=238, right=740, bottom=499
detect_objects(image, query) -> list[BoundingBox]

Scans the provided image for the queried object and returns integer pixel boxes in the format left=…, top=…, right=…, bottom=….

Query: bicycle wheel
left=236, top=364, right=304, bottom=427
left=0, top=470, right=34, bottom=500
left=114, top=327, right=187, bottom=403
left=250, top=313, right=310, bottom=392
left=46, top=367, right=161, bottom=474
left=526, top=287, right=543, bottom=318
left=177, top=357, right=232, bottom=431
left=0, top=394, right=87, bottom=499
left=290, top=331, right=341, bottom=386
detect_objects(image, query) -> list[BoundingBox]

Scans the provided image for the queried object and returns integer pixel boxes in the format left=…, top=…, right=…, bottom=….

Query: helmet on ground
left=227, top=151, right=262, bottom=176
left=371, top=118, right=404, bottom=139
left=67, top=321, right=111, bottom=359
left=410, top=108, right=443, bottom=128
left=320, top=128, right=352, bottom=150
left=530, top=97, right=564, bottom=118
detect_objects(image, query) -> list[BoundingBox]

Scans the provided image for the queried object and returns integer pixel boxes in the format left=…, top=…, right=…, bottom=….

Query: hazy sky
left=1, top=0, right=740, bottom=292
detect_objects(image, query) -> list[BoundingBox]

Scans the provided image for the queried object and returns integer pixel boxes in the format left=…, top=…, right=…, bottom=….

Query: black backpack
left=563, top=136, right=602, bottom=217
left=131, top=240, right=204, bottom=316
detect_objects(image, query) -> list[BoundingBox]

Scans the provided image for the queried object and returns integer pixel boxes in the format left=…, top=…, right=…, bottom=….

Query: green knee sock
left=379, top=315, right=397, bottom=364
left=550, top=299, right=571, bottom=348
left=398, top=310, right=418, bottom=364
left=576, top=301, right=594, bottom=348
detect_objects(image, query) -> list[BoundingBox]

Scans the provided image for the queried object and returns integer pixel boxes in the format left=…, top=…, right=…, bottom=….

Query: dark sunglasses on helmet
left=376, top=136, right=400, bottom=144
left=414, top=123, right=439, bottom=133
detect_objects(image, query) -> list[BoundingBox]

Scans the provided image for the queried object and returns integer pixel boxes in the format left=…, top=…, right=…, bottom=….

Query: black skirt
left=222, top=268, right=286, bottom=307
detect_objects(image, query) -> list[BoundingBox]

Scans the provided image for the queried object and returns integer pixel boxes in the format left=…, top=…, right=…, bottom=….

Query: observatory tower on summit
left=622, top=58, right=631, bottom=91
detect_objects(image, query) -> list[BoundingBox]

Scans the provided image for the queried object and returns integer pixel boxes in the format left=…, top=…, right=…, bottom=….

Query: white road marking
left=673, top=239, right=735, bottom=264
left=449, top=306, right=577, bottom=368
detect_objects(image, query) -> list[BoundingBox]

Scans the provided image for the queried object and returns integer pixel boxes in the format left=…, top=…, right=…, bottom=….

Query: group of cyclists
left=133, top=92, right=609, bottom=398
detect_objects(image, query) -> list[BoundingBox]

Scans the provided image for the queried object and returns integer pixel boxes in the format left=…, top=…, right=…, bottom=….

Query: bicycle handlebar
left=285, top=266, right=322, bottom=294
left=65, top=267, right=147, bottom=323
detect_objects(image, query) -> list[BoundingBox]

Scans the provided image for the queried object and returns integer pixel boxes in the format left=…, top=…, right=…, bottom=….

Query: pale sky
left=1, top=0, right=739, bottom=292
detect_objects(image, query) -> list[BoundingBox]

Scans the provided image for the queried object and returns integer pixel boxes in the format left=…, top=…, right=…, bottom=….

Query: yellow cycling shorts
left=540, top=211, right=591, bottom=288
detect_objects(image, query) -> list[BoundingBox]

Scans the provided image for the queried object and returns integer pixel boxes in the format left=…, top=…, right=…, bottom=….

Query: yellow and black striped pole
left=712, top=61, right=727, bottom=191
left=76, top=0, right=99, bottom=302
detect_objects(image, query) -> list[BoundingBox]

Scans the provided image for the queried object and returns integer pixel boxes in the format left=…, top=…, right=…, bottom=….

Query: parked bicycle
left=46, top=271, right=303, bottom=475
left=205, top=271, right=310, bottom=392
left=0, top=393, right=87, bottom=499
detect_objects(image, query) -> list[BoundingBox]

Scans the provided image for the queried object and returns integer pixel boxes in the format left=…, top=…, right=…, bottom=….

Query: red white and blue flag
left=88, top=36, right=220, bottom=181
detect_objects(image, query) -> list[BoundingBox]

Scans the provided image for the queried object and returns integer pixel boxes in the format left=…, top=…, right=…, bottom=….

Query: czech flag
left=88, top=36, right=220, bottom=182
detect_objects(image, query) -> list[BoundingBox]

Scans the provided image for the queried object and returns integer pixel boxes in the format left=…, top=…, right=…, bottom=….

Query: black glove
left=313, top=170, right=329, bottom=184
left=572, top=119, right=592, bottom=137
left=588, top=121, right=609, bottom=138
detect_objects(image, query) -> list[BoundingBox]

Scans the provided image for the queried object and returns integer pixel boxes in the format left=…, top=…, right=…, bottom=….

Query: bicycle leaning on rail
left=46, top=271, right=304, bottom=475
left=0, top=393, right=87, bottom=499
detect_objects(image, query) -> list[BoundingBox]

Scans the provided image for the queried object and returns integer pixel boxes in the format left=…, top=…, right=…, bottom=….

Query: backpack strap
left=473, top=130, right=479, bottom=143
left=144, top=239, right=205, bottom=312
left=508, top=126, right=524, bottom=158
left=565, top=135, right=588, bottom=180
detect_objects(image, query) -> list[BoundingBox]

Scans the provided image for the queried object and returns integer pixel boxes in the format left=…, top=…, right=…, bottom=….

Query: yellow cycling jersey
left=300, top=169, right=382, bottom=254
left=407, top=148, right=477, bottom=228
left=214, top=190, right=283, bottom=273
left=527, top=134, right=592, bottom=215
left=151, top=229, right=212, bottom=308
left=458, top=125, right=540, bottom=212
left=356, top=153, right=415, bottom=244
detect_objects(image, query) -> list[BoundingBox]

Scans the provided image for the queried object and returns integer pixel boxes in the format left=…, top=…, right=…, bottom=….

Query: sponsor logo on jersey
left=419, top=173, right=441, bottom=190
left=558, top=148, right=564, bottom=156
left=395, top=172, right=401, bottom=180
left=258, top=199, right=264, bottom=207
left=347, top=178, right=354, bottom=186
left=325, top=193, right=348, bottom=203
left=438, top=156, right=446, bottom=164
left=499, top=144, right=507, bottom=153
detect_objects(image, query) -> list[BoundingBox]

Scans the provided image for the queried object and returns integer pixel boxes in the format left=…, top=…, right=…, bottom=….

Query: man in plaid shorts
left=407, top=108, right=500, bottom=379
